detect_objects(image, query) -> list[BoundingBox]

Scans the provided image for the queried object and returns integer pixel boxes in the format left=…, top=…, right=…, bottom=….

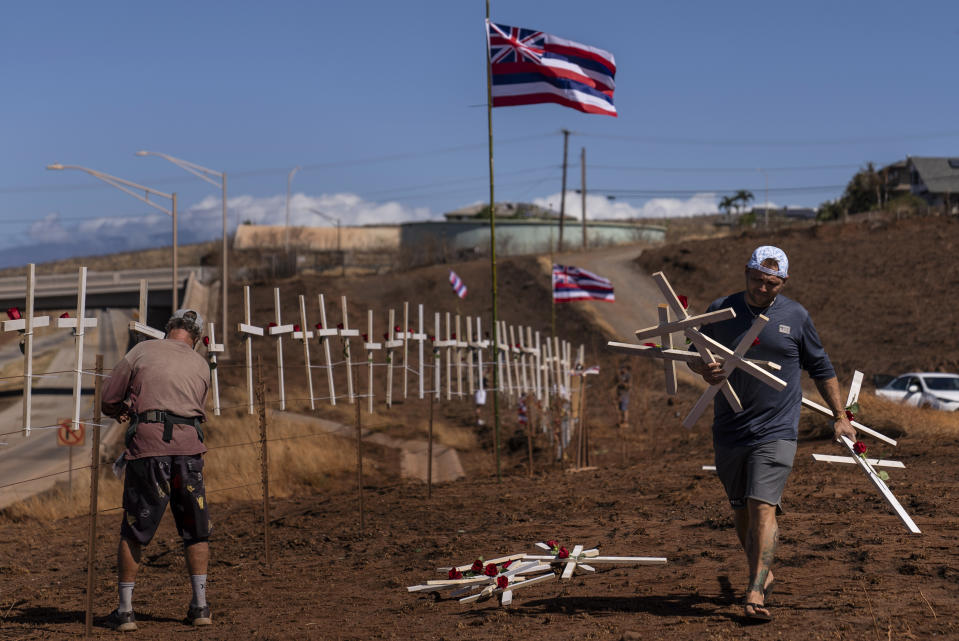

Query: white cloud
left=532, top=191, right=721, bottom=219
left=28, top=212, right=70, bottom=243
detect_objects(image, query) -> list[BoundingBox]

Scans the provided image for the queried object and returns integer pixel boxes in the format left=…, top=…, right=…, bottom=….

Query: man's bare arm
left=814, top=376, right=857, bottom=441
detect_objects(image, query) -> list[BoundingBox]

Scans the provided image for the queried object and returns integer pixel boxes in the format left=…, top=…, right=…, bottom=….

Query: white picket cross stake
left=839, top=435, right=920, bottom=533
left=552, top=336, right=563, bottom=399
left=0, top=265, right=45, bottom=436
left=416, top=304, right=426, bottom=399
left=268, top=288, right=295, bottom=411
left=402, top=301, right=410, bottom=400
left=384, top=309, right=403, bottom=408
left=205, top=322, right=223, bottom=416
left=812, top=453, right=904, bottom=468
left=237, top=285, right=263, bottom=415
left=651, top=271, right=744, bottom=411
left=316, top=294, right=338, bottom=406
left=465, top=316, right=475, bottom=394
left=681, top=317, right=787, bottom=428
left=2, top=264, right=51, bottom=436
left=474, top=317, right=488, bottom=394
left=534, top=330, right=542, bottom=401
left=294, top=295, right=315, bottom=410
left=444, top=312, right=453, bottom=401
left=365, top=309, right=382, bottom=414
left=543, top=338, right=553, bottom=407
left=607, top=342, right=783, bottom=374
left=509, top=325, right=521, bottom=396
left=657, top=305, right=678, bottom=395
left=56, top=267, right=98, bottom=432
left=128, top=279, right=165, bottom=341
left=455, top=314, right=465, bottom=399
left=339, top=295, right=359, bottom=404
left=499, top=321, right=512, bottom=397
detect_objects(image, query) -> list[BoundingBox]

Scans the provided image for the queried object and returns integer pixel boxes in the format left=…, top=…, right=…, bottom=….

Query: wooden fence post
left=84, top=354, right=103, bottom=638
left=255, top=357, right=271, bottom=566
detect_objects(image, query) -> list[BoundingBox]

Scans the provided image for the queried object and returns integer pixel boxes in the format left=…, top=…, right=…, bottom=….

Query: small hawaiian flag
left=449, top=271, right=468, bottom=299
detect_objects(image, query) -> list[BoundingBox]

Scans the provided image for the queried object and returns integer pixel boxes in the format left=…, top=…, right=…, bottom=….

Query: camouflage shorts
left=120, top=455, right=210, bottom=545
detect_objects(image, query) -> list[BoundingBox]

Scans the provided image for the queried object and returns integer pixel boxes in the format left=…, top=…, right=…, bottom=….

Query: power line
left=0, top=133, right=555, bottom=195
left=595, top=184, right=845, bottom=197
left=572, top=130, right=959, bottom=147
left=586, top=162, right=889, bottom=173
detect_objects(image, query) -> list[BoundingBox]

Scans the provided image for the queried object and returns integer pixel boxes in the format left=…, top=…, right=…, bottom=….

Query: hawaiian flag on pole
left=552, top=264, right=615, bottom=303
left=487, top=20, right=617, bottom=117
left=449, top=271, right=468, bottom=298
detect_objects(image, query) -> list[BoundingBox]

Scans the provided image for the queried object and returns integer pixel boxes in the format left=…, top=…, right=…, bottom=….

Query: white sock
left=118, top=581, right=135, bottom=613
left=190, top=574, right=207, bottom=607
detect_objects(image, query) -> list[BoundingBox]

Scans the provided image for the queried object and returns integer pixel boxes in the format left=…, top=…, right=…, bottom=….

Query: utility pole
left=580, top=147, right=587, bottom=250
left=558, top=129, right=570, bottom=253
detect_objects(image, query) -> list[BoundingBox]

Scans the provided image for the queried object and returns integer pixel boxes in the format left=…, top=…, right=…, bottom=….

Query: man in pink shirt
left=101, top=308, right=211, bottom=631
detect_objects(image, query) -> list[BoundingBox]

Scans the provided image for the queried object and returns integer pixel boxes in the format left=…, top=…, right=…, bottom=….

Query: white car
left=874, top=372, right=959, bottom=411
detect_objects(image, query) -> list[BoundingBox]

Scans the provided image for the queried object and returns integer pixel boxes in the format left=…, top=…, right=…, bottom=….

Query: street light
left=285, top=166, right=301, bottom=253
left=46, top=163, right=180, bottom=312
left=308, top=208, right=343, bottom=276
left=136, top=150, right=230, bottom=354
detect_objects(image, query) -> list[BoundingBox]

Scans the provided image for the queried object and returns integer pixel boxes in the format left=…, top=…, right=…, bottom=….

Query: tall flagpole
left=485, top=2, right=502, bottom=482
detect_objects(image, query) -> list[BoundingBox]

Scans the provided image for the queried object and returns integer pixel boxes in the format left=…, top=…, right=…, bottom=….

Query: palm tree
left=719, top=195, right=735, bottom=220
left=734, top=189, right=754, bottom=216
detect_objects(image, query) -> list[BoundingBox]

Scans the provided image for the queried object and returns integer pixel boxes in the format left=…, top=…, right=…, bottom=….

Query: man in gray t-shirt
left=101, top=308, right=212, bottom=630
left=689, top=245, right=856, bottom=621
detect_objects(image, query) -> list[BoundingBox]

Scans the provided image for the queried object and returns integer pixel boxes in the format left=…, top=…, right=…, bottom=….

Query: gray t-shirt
left=102, top=338, right=210, bottom=459
left=699, top=292, right=835, bottom=448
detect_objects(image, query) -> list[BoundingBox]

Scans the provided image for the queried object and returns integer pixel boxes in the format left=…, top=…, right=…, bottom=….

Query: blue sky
left=2, top=1, right=958, bottom=265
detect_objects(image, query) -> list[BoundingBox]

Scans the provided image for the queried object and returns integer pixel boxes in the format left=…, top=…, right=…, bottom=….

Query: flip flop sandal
left=744, top=601, right=773, bottom=622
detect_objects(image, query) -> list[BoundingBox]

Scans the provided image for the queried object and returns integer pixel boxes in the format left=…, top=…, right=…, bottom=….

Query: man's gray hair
left=165, top=309, right=203, bottom=341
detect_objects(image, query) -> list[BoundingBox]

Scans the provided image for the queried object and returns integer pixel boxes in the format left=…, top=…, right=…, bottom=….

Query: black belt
left=126, top=410, right=204, bottom=447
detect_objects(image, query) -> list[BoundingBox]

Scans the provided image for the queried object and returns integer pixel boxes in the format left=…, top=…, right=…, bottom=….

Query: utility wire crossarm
left=46, top=162, right=180, bottom=311
left=136, top=150, right=230, bottom=355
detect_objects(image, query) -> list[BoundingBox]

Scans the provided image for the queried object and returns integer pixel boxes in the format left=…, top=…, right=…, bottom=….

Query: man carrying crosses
left=101, top=309, right=212, bottom=631
left=688, top=246, right=856, bottom=622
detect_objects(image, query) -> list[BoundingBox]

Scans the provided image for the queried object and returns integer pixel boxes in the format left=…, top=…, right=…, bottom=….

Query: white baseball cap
left=747, top=246, right=788, bottom=279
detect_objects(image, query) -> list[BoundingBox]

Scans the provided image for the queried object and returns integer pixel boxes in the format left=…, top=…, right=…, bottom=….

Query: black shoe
left=106, top=609, right=137, bottom=632
left=186, top=604, right=212, bottom=626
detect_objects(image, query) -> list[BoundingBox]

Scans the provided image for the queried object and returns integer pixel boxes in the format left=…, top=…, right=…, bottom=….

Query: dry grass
left=0, top=407, right=363, bottom=522
left=858, top=394, right=959, bottom=438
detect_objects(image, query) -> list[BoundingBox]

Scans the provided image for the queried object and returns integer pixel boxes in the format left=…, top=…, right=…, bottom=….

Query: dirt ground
left=1, top=215, right=958, bottom=640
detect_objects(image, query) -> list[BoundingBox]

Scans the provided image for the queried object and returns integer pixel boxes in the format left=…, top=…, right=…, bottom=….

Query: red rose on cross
left=293, top=324, right=301, bottom=332
left=60, top=312, right=70, bottom=319
left=337, top=323, right=344, bottom=330
left=6, top=307, right=21, bottom=321
left=268, top=321, right=278, bottom=328
left=752, top=337, right=761, bottom=346
left=643, top=342, right=657, bottom=348
left=202, top=336, right=210, bottom=346
left=484, top=563, right=498, bottom=577
left=315, top=323, right=323, bottom=330
left=501, top=560, right=512, bottom=569
left=678, top=295, right=689, bottom=309
left=853, top=441, right=867, bottom=455
left=845, top=409, right=855, bottom=421
left=546, top=539, right=558, bottom=549
left=497, top=576, right=509, bottom=589
left=558, top=547, right=570, bottom=559
left=471, top=559, right=483, bottom=573
left=448, top=568, right=463, bottom=580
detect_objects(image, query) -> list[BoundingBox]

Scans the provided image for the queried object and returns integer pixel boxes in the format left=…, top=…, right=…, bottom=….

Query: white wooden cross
left=202, top=322, right=224, bottom=416
left=384, top=309, right=403, bottom=408
left=465, top=316, right=476, bottom=394
left=458, top=561, right=555, bottom=606
left=402, top=301, right=410, bottom=400
left=526, top=541, right=668, bottom=579
left=509, top=325, right=522, bottom=396
left=128, top=278, right=165, bottom=341
left=498, top=321, right=512, bottom=397
left=454, top=314, right=466, bottom=399
left=339, top=295, right=360, bottom=404
left=55, top=267, right=98, bottom=432
left=268, top=288, right=295, bottom=411
left=293, top=294, right=315, bottom=410
left=533, top=330, right=543, bottom=402
left=364, top=309, right=382, bottom=414
left=2, top=264, right=50, bottom=436
left=443, top=312, right=453, bottom=401
left=415, top=304, right=426, bottom=399
left=807, top=370, right=918, bottom=533
left=432, top=312, right=442, bottom=400
left=316, top=294, right=339, bottom=406
left=237, top=285, right=264, bottom=415
left=472, top=317, right=489, bottom=395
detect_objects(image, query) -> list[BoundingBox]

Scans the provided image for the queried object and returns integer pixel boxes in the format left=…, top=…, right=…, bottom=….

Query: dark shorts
left=618, top=393, right=630, bottom=411
left=714, top=439, right=796, bottom=510
left=120, top=455, right=210, bottom=546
